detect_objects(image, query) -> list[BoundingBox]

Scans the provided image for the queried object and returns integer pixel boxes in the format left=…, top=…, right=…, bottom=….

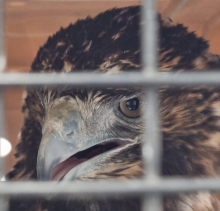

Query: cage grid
left=1, top=0, right=220, bottom=211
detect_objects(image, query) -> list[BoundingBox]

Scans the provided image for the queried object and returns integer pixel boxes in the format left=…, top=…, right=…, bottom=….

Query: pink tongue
left=50, top=157, right=86, bottom=181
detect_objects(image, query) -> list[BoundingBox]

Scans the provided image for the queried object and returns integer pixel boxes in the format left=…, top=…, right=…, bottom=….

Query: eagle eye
left=119, top=97, right=141, bottom=118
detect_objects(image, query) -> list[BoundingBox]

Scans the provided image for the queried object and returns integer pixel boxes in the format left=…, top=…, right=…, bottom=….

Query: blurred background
left=2, top=0, right=220, bottom=174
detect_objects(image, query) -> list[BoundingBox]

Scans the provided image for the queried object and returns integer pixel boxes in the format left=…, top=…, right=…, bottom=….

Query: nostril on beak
left=66, top=131, right=75, bottom=137
left=63, top=111, right=80, bottom=138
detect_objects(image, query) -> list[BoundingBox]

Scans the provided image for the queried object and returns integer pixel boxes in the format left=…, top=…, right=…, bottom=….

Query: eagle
left=6, top=5, right=220, bottom=211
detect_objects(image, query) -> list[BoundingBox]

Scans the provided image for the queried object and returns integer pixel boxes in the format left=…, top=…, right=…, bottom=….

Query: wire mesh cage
left=1, top=1, right=220, bottom=211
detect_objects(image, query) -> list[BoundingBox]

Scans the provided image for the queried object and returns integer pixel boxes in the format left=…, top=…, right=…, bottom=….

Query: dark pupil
left=126, top=98, right=139, bottom=110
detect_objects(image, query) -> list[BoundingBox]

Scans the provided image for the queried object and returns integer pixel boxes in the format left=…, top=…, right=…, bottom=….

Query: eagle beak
left=37, top=108, right=81, bottom=181
left=37, top=103, right=134, bottom=181
left=37, top=127, right=133, bottom=181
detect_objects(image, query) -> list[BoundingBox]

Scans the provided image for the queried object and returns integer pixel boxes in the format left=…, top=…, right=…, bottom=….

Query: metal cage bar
left=0, top=0, right=220, bottom=211
left=2, top=178, right=220, bottom=197
left=141, top=0, right=161, bottom=210
left=0, top=0, right=7, bottom=210
left=0, top=0, right=5, bottom=73
left=0, top=90, right=5, bottom=171
left=0, top=72, right=220, bottom=87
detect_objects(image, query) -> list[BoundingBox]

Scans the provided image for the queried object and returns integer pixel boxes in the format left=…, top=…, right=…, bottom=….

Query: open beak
left=37, top=103, right=135, bottom=181
left=38, top=131, right=133, bottom=181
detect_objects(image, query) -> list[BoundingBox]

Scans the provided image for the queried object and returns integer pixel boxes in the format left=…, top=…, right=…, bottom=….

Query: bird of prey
left=6, top=5, right=220, bottom=211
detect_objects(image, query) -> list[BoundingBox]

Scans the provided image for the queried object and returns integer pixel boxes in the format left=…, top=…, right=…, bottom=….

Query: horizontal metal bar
left=1, top=178, right=220, bottom=198
left=1, top=71, right=220, bottom=87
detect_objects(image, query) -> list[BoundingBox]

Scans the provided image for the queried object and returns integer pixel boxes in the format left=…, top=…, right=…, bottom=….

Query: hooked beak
left=37, top=103, right=135, bottom=181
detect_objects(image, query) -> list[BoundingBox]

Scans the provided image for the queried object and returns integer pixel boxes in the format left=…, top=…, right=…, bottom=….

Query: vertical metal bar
left=141, top=0, right=162, bottom=211
left=141, top=0, right=158, bottom=73
left=0, top=0, right=6, bottom=180
left=0, top=197, right=7, bottom=211
left=0, top=90, right=5, bottom=175
left=0, top=90, right=7, bottom=211
left=142, top=89, right=161, bottom=177
left=0, top=0, right=7, bottom=210
left=0, top=0, right=5, bottom=72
